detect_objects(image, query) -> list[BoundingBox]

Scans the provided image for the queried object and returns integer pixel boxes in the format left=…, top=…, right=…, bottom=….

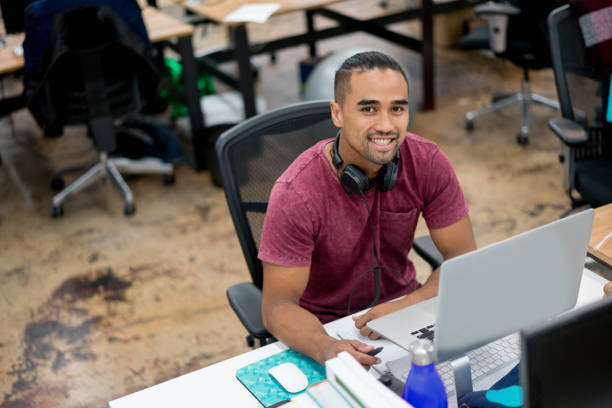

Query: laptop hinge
left=451, top=356, right=473, bottom=400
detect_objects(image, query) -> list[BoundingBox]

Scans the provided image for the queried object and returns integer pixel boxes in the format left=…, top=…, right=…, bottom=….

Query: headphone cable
left=345, top=192, right=410, bottom=316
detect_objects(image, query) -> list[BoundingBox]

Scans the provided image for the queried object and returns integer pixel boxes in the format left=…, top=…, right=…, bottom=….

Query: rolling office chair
left=547, top=5, right=612, bottom=211
left=216, top=100, right=444, bottom=348
left=459, top=0, right=565, bottom=144
left=25, top=6, right=173, bottom=217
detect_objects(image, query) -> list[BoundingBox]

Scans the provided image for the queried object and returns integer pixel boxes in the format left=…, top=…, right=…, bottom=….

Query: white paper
left=223, top=3, right=281, bottom=24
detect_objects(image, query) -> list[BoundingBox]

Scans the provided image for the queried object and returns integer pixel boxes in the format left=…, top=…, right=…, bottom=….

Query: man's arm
left=261, top=261, right=381, bottom=368
left=354, top=215, right=477, bottom=338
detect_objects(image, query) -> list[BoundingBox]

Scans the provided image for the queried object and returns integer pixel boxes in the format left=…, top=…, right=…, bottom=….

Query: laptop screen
left=521, top=296, right=612, bottom=408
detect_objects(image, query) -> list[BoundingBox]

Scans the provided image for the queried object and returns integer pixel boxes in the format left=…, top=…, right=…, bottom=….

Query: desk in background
left=588, top=203, right=612, bottom=269
left=108, top=269, right=608, bottom=408
left=183, top=0, right=485, bottom=119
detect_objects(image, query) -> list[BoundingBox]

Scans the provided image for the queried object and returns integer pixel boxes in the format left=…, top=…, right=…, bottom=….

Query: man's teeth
left=372, top=138, right=391, bottom=146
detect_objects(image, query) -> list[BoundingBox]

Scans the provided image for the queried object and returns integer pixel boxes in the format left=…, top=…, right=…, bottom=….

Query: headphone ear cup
left=379, top=160, right=399, bottom=192
left=341, top=165, right=370, bottom=194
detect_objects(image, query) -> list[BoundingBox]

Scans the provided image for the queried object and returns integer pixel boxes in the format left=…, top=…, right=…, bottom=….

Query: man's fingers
left=347, top=349, right=381, bottom=368
left=604, top=282, right=612, bottom=296
left=349, top=340, right=373, bottom=353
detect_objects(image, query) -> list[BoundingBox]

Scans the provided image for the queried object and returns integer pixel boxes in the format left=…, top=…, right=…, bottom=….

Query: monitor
left=0, top=0, right=33, bottom=34
left=521, top=296, right=612, bottom=408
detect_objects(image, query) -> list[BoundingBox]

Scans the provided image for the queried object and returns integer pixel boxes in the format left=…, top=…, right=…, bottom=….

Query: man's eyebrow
left=392, top=99, right=409, bottom=105
left=357, top=99, right=379, bottom=106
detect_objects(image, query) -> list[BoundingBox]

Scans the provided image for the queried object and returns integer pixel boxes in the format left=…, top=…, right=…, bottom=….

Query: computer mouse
left=267, top=362, right=309, bottom=393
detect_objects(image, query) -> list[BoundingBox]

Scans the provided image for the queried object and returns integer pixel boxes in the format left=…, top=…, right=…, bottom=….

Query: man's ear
left=330, top=101, right=343, bottom=128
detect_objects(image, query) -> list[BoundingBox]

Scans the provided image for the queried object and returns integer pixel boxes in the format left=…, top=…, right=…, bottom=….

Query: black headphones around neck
left=331, top=130, right=400, bottom=194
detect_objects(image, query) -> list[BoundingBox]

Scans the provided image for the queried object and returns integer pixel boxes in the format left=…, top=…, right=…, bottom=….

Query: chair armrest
left=474, top=1, right=520, bottom=16
left=226, top=282, right=271, bottom=340
left=548, top=118, right=588, bottom=146
left=413, top=235, right=444, bottom=271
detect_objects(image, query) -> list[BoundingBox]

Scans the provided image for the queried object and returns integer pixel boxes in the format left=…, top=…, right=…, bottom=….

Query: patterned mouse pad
left=235, top=349, right=326, bottom=407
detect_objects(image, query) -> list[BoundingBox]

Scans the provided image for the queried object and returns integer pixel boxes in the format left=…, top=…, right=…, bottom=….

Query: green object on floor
left=159, top=57, right=215, bottom=120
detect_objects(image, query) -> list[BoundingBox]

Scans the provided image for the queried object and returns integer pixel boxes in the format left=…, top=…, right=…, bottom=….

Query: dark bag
left=115, top=115, right=182, bottom=164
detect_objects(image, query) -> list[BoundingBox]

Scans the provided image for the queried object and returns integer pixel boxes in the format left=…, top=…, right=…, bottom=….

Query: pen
left=367, top=346, right=384, bottom=357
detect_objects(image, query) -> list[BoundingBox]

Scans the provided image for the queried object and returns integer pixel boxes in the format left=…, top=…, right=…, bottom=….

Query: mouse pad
left=235, top=349, right=326, bottom=407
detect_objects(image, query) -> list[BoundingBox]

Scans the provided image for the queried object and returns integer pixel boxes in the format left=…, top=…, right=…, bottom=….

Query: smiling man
left=259, top=51, right=476, bottom=369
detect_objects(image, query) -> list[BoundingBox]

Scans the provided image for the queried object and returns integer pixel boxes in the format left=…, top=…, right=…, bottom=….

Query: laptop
left=367, top=209, right=593, bottom=363
left=521, top=295, right=612, bottom=408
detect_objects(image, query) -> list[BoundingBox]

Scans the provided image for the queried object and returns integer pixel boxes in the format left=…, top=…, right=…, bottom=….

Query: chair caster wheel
left=51, top=177, right=65, bottom=191
left=517, top=134, right=529, bottom=145
left=162, top=173, right=175, bottom=185
left=466, top=120, right=474, bottom=132
left=124, top=202, right=136, bottom=215
left=52, top=206, right=63, bottom=218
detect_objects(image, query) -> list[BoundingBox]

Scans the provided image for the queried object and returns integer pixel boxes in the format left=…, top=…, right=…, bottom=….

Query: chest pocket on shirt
left=379, top=208, right=419, bottom=253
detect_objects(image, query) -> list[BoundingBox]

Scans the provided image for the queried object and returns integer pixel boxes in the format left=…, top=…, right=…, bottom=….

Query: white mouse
left=268, top=362, right=309, bottom=393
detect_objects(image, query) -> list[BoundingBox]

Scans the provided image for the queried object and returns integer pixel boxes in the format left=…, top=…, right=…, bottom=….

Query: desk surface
left=0, top=35, right=25, bottom=75
left=588, top=203, right=612, bottom=267
left=0, top=7, right=192, bottom=76
left=143, top=6, right=194, bottom=42
left=108, top=269, right=608, bottom=408
left=183, top=0, right=346, bottom=24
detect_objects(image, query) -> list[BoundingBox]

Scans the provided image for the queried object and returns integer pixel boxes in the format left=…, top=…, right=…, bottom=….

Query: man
left=259, top=51, right=477, bottom=369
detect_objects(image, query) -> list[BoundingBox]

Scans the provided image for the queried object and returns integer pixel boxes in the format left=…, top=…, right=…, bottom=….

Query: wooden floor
left=1, top=2, right=610, bottom=408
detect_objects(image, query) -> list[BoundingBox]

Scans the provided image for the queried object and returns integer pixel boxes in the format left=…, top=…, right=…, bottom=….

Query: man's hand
left=321, top=339, right=381, bottom=370
left=353, top=301, right=406, bottom=339
left=604, top=282, right=612, bottom=297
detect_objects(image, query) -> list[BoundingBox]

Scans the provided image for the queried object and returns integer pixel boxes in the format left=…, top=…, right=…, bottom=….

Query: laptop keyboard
left=388, top=327, right=520, bottom=398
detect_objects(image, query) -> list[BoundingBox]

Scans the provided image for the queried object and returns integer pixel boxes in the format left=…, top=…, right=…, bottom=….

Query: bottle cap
left=409, top=339, right=435, bottom=366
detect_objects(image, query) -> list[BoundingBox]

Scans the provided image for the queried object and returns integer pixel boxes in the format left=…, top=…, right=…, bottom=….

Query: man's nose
left=374, top=112, right=394, bottom=134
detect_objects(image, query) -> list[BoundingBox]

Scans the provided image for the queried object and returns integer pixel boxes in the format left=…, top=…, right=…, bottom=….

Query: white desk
left=109, top=269, right=608, bottom=408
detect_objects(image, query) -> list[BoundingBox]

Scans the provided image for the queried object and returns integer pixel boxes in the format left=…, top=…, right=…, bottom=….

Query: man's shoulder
left=277, top=138, right=332, bottom=186
left=400, top=131, right=441, bottom=162
left=402, top=131, right=438, bottom=150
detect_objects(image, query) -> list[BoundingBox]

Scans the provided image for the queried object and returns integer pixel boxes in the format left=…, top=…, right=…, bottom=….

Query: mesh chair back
left=26, top=6, right=159, bottom=142
left=548, top=5, right=608, bottom=124
left=548, top=5, right=611, bottom=160
left=216, top=101, right=337, bottom=288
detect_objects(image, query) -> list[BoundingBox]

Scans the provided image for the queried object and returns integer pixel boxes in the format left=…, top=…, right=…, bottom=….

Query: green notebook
left=236, top=349, right=326, bottom=407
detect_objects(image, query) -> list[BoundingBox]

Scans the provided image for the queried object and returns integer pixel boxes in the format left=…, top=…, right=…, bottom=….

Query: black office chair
left=459, top=0, right=565, bottom=144
left=25, top=6, right=173, bottom=217
left=547, top=5, right=612, bottom=211
left=216, top=100, right=444, bottom=348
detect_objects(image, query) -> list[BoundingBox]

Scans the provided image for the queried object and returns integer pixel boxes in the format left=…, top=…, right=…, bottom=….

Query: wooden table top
left=142, top=6, right=194, bottom=42
left=182, top=0, right=346, bottom=25
left=589, top=203, right=612, bottom=268
left=0, top=34, right=25, bottom=75
left=0, top=7, right=193, bottom=76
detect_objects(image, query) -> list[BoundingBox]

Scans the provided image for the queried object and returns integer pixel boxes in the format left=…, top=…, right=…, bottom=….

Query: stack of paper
left=288, top=352, right=412, bottom=408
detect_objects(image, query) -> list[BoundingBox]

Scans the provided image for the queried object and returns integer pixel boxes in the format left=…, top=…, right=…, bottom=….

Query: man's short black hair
left=334, top=51, right=409, bottom=104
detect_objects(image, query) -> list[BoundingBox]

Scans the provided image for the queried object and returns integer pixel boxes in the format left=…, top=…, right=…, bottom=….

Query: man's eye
left=391, top=106, right=405, bottom=112
left=361, top=106, right=375, bottom=113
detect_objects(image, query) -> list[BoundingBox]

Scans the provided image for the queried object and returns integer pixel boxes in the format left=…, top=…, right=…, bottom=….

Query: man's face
left=330, top=68, right=409, bottom=172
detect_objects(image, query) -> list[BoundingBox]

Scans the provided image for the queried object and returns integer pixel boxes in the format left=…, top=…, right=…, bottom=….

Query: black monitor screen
left=0, top=0, right=33, bottom=34
left=522, top=296, right=612, bottom=408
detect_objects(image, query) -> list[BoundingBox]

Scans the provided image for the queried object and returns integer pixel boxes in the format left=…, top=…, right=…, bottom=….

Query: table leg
left=177, top=35, right=207, bottom=170
left=422, top=0, right=434, bottom=111
left=306, top=10, right=318, bottom=58
left=230, top=25, right=257, bottom=118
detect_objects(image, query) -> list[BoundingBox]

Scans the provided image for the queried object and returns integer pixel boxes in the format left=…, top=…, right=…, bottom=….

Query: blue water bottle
left=402, top=339, right=448, bottom=408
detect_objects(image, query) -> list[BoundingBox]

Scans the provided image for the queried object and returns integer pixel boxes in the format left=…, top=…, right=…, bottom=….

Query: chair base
left=51, top=152, right=173, bottom=217
left=466, top=79, right=560, bottom=144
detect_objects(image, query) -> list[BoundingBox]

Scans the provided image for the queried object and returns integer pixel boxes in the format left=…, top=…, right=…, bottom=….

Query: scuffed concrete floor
left=1, top=2, right=608, bottom=407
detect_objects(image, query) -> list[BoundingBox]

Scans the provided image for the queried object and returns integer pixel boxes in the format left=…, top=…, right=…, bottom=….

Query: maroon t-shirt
left=258, top=132, right=469, bottom=323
